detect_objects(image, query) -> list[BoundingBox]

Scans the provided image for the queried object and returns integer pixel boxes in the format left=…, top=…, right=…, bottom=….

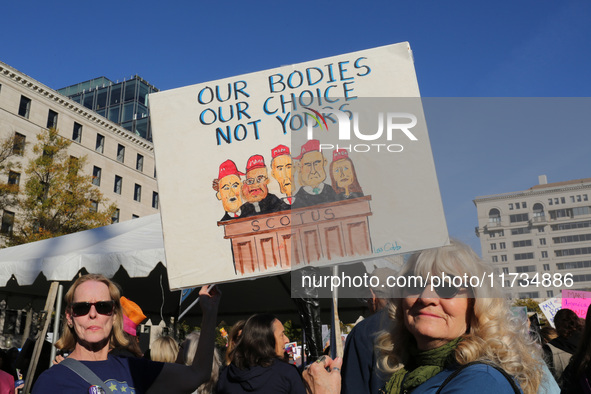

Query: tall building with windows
left=0, top=60, right=159, bottom=237
left=474, top=176, right=591, bottom=299
left=57, top=76, right=158, bottom=142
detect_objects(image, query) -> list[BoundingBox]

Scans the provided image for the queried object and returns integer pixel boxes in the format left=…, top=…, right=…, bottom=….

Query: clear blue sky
left=2, top=0, right=590, bottom=254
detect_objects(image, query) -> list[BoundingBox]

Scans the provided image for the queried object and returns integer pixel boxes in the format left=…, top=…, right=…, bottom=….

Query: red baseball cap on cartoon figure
left=271, top=144, right=290, bottom=159
left=332, top=149, right=349, bottom=161
left=245, top=154, right=266, bottom=172
left=293, top=139, right=320, bottom=160
left=218, top=160, right=245, bottom=180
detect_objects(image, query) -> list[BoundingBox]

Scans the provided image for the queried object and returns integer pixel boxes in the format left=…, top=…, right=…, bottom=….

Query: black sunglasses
left=402, top=277, right=470, bottom=299
left=71, top=301, right=115, bottom=317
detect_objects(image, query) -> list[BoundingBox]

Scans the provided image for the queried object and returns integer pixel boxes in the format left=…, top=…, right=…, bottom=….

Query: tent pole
left=49, top=284, right=63, bottom=368
left=23, top=281, right=59, bottom=394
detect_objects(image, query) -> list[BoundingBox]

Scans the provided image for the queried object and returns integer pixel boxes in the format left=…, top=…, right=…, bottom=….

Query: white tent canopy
left=0, top=214, right=165, bottom=286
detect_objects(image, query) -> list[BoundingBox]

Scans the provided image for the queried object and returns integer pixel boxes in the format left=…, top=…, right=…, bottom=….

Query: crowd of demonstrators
left=25, top=242, right=587, bottom=394
left=32, top=274, right=220, bottom=393
left=216, top=313, right=305, bottom=393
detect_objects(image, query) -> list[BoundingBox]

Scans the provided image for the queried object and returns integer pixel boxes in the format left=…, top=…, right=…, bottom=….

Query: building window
left=513, top=240, right=532, bottom=248
left=117, top=144, right=125, bottom=163
left=72, top=122, right=82, bottom=142
left=134, top=184, right=142, bottom=202
left=510, top=213, right=529, bottom=223
left=1, top=211, right=15, bottom=235
left=488, top=209, right=501, bottom=223
left=547, top=290, right=554, bottom=298
left=561, top=197, right=566, bottom=204
left=538, top=227, right=545, bottom=233
left=543, top=264, right=550, bottom=271
left=502, top=267, right=509, bottom=274
left=136, top=154, right=144, bottom=172
left=522, top=202, right=527, bottom=208
left=492, top=256, right=498, bottom=263
left=90, top=200, right=98, bottom=212
left=96, top=134, right=105, bottom=153
left=501, top=255, right=507, bottom=262
left=47, top=110, right=58, bottom=129
left=509, top=203, right=513, bottom=210
left=514, top=252, right=535, bottom=260
left=490, top=243, right=497, bottom=250
left=112, top=209, right=120, bottom=224
left=92, top=166, right=101, bottom=186
left=13, top=132, right=26, bottom=155
left=114, top=175, right=122, bottom=194
left=516, top=202, right=520, bottom=209
left=18, top=96, right=31, bottom=118
left=500, top=242, right=506, bottom=249
left=152, top=191, right=159, bottom=209
left=542, top=251, right=548, bottom=258
left=8, top=171, right=20, bottom=187
left=540, top=238, right=546, bottom=245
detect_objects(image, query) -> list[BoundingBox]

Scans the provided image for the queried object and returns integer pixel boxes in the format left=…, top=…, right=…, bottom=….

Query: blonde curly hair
left=376, top=241, right=543, bottom=394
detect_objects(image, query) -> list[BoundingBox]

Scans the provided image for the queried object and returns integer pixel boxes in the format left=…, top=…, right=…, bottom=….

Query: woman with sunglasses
left=32, top=274, right=220, bottom=393
left=304, top=241, right=548, bottom=394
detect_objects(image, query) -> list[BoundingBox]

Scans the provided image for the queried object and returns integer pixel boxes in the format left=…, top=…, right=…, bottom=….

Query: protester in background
left=540, top=326, right=558, bottom=345
left=545, top=308, right=583, bottom=385
left=177, top=331, right=221, bottom=394
left=217, top=313, right=305, bottom=393
left=33, top=274, right=220, bottom=393
left=341, top=267, right=396, bottom=394
left=150, top=336, right=179, bottom=363
left=561, top=304, right=591, bottom=393
left=225, top=320, right=245, bottom=366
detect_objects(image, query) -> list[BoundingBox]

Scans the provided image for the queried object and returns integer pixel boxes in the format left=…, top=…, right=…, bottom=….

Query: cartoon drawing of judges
left=214, top=160, right=244, bottom=221
left=329, top=149, right=364, bottom=200
left=240, top=154, right=289, bottom=217
left=292, top=139, right=336, bottom=208
left=270, top=144, right=294, bottom=206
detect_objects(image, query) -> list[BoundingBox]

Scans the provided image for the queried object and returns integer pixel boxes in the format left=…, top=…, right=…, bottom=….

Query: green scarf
left=385, top=337, right=461, bottom=394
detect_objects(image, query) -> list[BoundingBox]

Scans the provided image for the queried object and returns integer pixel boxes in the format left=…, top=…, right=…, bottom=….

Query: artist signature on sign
left=373, top=241, right=401, bottom=254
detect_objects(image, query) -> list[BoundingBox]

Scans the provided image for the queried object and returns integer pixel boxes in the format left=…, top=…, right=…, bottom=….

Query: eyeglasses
left=244, top=175, right=267, bottom=185
left=402, top=277, right=470, bottom=299
left=71, top=301, right=115, bottom=317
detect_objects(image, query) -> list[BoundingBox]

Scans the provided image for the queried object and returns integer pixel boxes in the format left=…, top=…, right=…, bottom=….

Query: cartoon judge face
left=217, top=174, right=242, bottom=213
left=216, top=160, right=244, bottom=214
left=298, top=150, right=327, bottom=189
left=332, top=159, right=354, bottom=189
left=271, top=145, right=293, bottom=196
left=242, top=155, right=270, bottom=203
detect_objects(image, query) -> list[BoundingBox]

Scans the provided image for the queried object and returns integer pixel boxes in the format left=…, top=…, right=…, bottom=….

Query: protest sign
left=149, top=42, right=449, bottom=289
left=539, top=297, right=562, bottom=328
left=562, top=289, right=591, bottom=318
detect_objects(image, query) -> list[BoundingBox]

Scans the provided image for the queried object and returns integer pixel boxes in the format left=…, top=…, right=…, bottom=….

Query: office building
left=57, top=75, right=158, bottom=141
left=474, top=176, right=591, bottom=299
left=0, top=60, right=159, bottom=237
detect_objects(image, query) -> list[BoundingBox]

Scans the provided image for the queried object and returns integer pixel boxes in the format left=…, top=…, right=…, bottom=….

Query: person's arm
left=146, top=285, right=221, bottom=394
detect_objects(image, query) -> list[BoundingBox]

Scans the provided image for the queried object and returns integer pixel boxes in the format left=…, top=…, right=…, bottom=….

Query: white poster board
left=149, top=42, right=449, bottom=289
left=539, top=297, right=562, bottom=328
